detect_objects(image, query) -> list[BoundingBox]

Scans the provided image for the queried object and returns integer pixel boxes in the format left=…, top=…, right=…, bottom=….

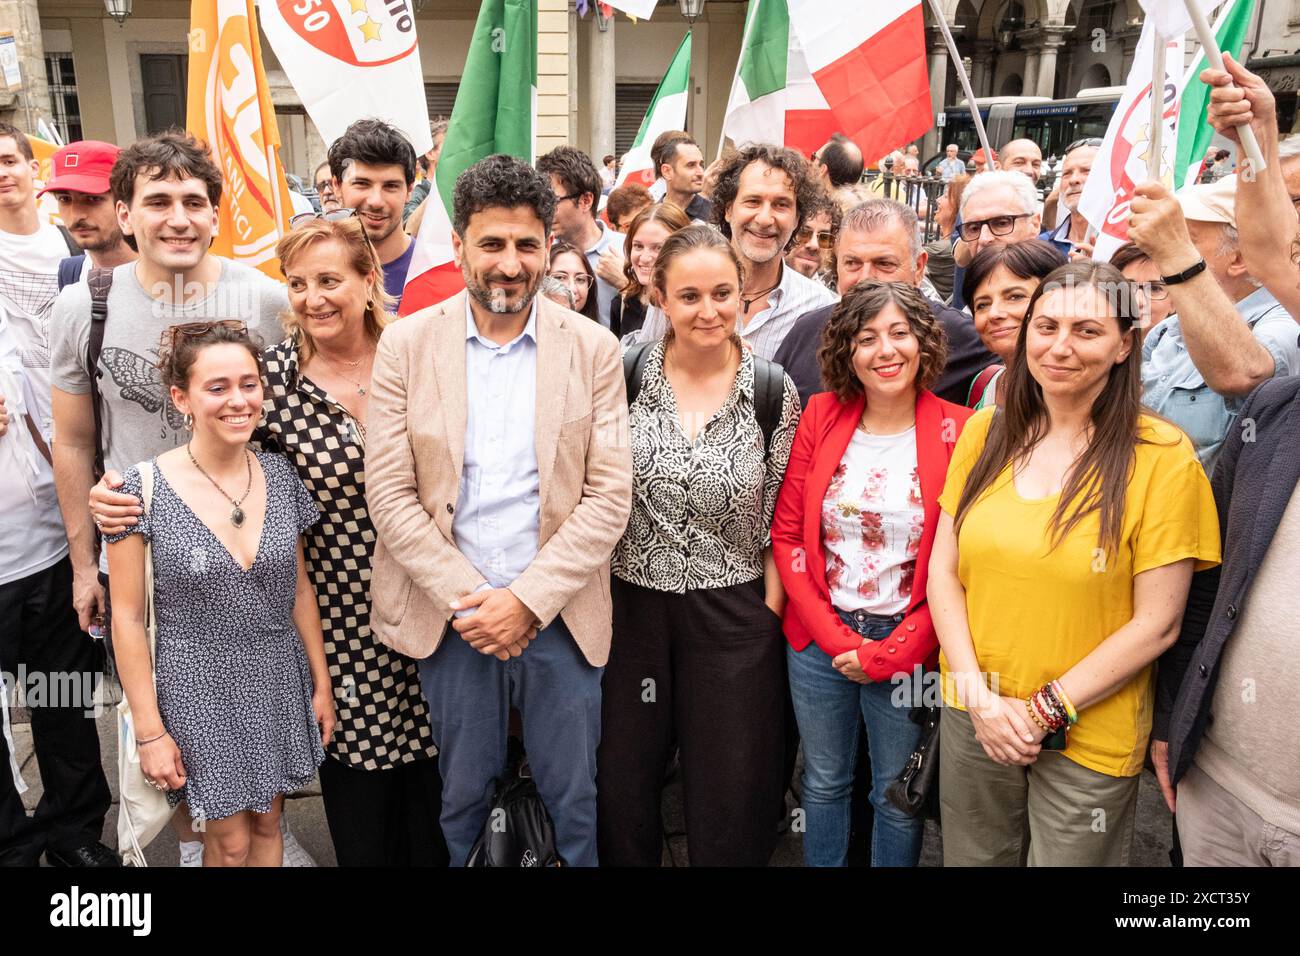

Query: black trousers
left=598, top=576, right=787, bottom=867
left=318, top=753, right=449, bottom=867
left=0, top=557, right=111, bottom=865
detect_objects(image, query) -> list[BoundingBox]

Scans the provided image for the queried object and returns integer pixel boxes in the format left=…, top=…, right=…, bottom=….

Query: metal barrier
left=861, top=156, right=951, bottom=242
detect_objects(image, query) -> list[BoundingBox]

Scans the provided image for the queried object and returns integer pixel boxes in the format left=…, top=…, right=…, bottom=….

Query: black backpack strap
left=57, top=254, right=85, bottom=291
left=751, top=356, right=786, bottom=458
left=621, top=340, right=654, bottom=407
left=57, top=224, right=81, bottom=256
left=86, top=267, right=114, bottom=481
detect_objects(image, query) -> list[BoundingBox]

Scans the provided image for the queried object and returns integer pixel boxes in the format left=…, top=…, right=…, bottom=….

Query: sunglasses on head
left=1064, top=137, right=1103, bottom=156
left=289, top=207, right=359, bottom=229
left=162, top=319, right=248, bottom=350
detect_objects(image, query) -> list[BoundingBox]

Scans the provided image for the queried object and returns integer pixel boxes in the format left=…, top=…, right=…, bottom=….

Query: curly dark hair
left=536, top=145, right=603, bottom=220
left=110, top=129, right=223, bottom=208
left=452, top=154, right=556, bottom=237
left=709, top=144, right=819, bottom=248
left=328, top=118, right=417, bottom=187
left=818, top=281, right=947, bottom=403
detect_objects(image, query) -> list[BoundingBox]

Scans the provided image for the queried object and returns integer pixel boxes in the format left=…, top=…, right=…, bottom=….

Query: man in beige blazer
left=366, top=155, right=632, bottom=867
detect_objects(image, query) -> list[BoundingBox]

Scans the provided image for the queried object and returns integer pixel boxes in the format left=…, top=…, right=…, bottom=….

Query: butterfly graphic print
left=100, top=346, right=188, bottom=433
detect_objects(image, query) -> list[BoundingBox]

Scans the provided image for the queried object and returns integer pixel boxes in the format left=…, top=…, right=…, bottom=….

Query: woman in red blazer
left=773, top=280, right=973, bottom=867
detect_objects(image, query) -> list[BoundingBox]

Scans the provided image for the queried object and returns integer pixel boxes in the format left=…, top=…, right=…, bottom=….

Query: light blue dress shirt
left=1142, top=286, right=1300, bottom=474
left=453, top=299, right=541, bottom=590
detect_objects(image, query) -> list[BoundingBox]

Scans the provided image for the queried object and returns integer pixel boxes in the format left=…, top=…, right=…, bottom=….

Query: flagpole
left=1183, top=0, right=1266, bottom=174
left=924, top=0, right=993, bottom=167
left=716, top=0, right=762, bottom=161
left=1149, top=31, right=1166, bottom=180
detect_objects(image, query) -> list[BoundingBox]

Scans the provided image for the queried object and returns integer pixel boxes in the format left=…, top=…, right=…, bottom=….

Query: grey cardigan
left=1156, top=374, right=1300, bottom=784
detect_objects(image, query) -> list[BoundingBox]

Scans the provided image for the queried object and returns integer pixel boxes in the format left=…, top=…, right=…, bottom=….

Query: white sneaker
left=280, top=814, right=317, bottom=867
left=178, top=840, right=204, bottom=867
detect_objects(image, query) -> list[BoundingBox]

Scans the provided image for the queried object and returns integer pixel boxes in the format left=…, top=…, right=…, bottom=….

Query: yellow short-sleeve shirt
left=937, top=407, right=1221, bottom=777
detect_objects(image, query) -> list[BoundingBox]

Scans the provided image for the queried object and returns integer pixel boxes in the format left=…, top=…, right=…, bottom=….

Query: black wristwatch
left=1160, top=259, right=1207, bottom=285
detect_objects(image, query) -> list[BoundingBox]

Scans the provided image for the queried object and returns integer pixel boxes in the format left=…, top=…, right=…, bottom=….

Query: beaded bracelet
left=1041, top=683, right=1068, bottom=725
left=1030, top=687, right=1067, bottom=732
left=1025, top=698, right=1051, bottom=733
left=1051, top=679, right=1079, bottom=724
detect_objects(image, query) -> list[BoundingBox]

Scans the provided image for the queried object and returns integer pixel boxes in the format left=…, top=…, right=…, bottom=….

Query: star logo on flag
left=358, top=15, right=382, bottom=42
left=347, top=0, right=368, bottom=11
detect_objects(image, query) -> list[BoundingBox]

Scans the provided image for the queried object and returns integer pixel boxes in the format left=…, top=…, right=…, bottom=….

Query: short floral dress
left=106, top=452, right=326, bottom=822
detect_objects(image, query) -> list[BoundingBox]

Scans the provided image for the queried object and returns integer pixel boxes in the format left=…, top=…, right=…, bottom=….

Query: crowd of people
left=0, top=48, right=1296, bottom=870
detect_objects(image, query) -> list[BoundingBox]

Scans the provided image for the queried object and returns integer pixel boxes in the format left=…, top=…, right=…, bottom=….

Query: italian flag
left=1174, top=0, right=1254, bottom=190
left=722, top=0, right=930, bottom=160
left=400, top=0, right=537, bottom=316
left=615, top=31, right=692, bottom=190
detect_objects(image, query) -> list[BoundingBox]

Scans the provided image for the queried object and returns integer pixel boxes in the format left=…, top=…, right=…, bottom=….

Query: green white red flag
left=614, top=31, right=691, bottom=189
left=399, top=0, right=536, bottom=316
left=723, top=0, right=930, bottom=159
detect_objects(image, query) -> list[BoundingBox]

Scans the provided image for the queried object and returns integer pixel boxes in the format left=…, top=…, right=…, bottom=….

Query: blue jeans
left=417, top=618, right=603, bottom=867
left=787, top=610, right=924, bottom=867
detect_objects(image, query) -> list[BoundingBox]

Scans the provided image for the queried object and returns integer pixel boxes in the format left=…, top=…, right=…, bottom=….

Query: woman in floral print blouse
left=771, top=281, right=973, bottom=867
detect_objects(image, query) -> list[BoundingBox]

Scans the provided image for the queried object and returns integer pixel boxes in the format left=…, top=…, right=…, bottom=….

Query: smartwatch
left=1160, top=259, right=1207, bottom=285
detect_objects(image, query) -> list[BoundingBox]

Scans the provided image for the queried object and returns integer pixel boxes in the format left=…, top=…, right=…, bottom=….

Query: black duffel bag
left=466, top=757, right=565, bottom=867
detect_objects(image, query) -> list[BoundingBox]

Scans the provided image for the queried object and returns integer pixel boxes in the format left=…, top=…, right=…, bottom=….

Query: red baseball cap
left=38, top=140, right=120, bottom=197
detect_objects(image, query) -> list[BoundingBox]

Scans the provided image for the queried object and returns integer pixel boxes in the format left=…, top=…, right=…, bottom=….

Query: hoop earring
left=183, top=413, right=194, bottom=431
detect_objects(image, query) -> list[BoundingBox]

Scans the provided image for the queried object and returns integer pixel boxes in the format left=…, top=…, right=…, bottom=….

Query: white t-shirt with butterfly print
left=49, top=257, right=287, bottom=573
left=821, top=425, right=924, bottom=617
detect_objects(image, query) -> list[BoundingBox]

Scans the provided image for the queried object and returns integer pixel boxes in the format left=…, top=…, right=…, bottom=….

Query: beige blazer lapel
left=533, top=297, right=573, bottom=500
left=430, top=291, right=469, bottom=478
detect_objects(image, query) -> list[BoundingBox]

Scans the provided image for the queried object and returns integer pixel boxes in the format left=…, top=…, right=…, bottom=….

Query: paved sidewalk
left=12, top=702, right=1175, bottom=867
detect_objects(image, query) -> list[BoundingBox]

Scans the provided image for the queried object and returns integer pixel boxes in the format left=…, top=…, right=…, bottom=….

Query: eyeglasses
left=1138, top=281, right=1169, bottom=302
left=958, top=213, right=1034, bottom=242
left=314, top=179, right=333, bottom=194
left=555, top=192, right=585, bottom=205
left=794, top=227, right=835, bottom=250
left=550, top=270, right=593, bottom=289
left=1064, top=137, right=1104, bottom=155
left=290, top=207, right=358, bottom=229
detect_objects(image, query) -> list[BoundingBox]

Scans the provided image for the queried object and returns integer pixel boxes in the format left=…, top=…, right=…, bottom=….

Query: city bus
left=933, top=87, right=1124, bottom=165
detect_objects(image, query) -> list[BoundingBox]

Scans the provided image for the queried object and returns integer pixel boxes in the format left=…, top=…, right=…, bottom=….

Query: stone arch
left=1000, top=72, right=1024, bottom=96
left=1079, top=62, right=1112, bottom=89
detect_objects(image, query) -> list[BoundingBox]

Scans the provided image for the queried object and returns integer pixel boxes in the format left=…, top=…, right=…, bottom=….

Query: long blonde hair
left=275, top=216, right=393, bottom=363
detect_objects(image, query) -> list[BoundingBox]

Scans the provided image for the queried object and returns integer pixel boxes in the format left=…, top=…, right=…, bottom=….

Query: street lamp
left=679, top=0, right=706, bottom=24
left=104, top=0, right=132, bottom=26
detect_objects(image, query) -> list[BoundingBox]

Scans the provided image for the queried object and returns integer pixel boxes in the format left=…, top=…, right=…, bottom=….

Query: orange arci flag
left=25, top=135, right=61, bottom=225
left=186, top=0, right=293, bottom=278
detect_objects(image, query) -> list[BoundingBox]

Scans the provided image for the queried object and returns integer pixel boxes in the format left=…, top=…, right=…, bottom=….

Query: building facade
left=1, top=1, right=1289, bottom=178
left=2, top=0, right=745, bottom=182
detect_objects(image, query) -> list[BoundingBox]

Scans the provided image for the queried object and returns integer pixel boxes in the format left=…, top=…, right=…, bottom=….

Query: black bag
left=884, top=705, right=941, bottom=822
left=465, top=759, right=565, bottom=867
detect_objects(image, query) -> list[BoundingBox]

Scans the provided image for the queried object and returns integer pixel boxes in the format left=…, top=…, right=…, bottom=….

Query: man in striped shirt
left=632, top=144, right=837, bottom=359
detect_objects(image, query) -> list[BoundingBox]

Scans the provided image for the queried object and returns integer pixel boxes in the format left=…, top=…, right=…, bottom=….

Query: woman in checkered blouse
left=257, top=216, right=447, bottom=866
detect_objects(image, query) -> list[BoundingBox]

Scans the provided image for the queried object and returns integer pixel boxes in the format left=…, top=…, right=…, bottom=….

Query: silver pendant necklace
left=188, top=443, right=254, bottom=528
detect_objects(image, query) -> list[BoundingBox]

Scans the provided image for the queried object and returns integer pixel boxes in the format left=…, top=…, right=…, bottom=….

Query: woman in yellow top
left=927, top=261, right=1220, bottom=866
